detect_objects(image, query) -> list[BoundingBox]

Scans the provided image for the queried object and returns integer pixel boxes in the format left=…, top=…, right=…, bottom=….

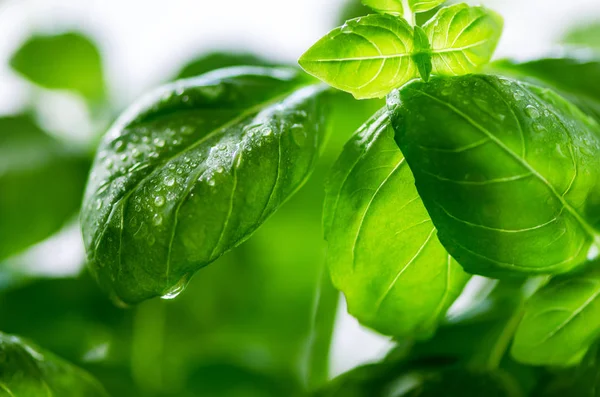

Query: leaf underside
left=81, top=67, right=329, bottom=304
left=324, top=109, right=469, bottom=337
left=389, top=74, right=600, bottom=279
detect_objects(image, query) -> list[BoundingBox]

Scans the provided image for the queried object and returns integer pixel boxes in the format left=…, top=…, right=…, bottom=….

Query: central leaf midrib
left=413, top=87, right=600, bottom=242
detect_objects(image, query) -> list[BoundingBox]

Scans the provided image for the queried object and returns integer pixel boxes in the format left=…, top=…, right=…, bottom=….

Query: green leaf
left=512, top=264, right=600, bottom=366
left=424, top=4, right=503, bottom=76
left=361, top=0, right=404, bottom=16
left=324, top=109, right=469, bottom=337
left=489, top=55, right=600, bottom=121
left=81, top=67, right=329, bottom=304
left=413, top=25, right=433, bottom=82
left=409, top=0, right=447, bottom=13
left=10, top=32, right=106, bottom=101
left=173, top=52, right=273, bottom=81
left=388, top=74, right=600, bottom=279
left=0, top=115, right=89, bottom=261
left=299, top=14, right=418, bottom=99
left=0, top=332, right=108, bottom=396
left=561, top=22, right=600, bottom=49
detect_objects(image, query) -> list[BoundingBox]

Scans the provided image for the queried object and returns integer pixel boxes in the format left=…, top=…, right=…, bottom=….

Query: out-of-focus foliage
left=561, top=22, right=600, bottom=49
left=174, top=52, right=274, bottom=80
left=0, top=332, right=109, bottom=396
left=10, top=32, right=106, bottom=102
left=0, top=115, right=89, bottom=261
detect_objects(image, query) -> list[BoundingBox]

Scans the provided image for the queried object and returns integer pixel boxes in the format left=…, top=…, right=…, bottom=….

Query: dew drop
left=181, top=126, right=194, bottom=135
left=173, top=139, right=181, bottom=146
left=208, top=178, right=216, bottom=186
left=513, top=91, right=524, bottom=100
left=525, top=105, right=540, bottom=119
left=161, top=274, right=191, bottom=300
left=142, top=136, right=150, bottom=143
left=164, top=176, right=175, bottom=186
left=167, top=192, right=176, bottom=201
left=441, top=88, right=452, bottom=96
left=291, top=124, right=306, bottom=146
left=168, top=163, right=176, bottom=170
left=215, top=166, right=224, bottom=174
left=154, top=195, right=165, bottom=207
left=114, top=140, right=124, bottom=152
left=153, top=213, right=163, bottom=226
left=262, top=127, right=273, bottom=136
left=154, top=138, right=166, bottom=148
left=120, top=154, right=128, bottom=162
left=95, top=199, right=103, bottom=210
left=533, top=123, right=546, bottom=133
left=148, top=234, right=156, bottom=246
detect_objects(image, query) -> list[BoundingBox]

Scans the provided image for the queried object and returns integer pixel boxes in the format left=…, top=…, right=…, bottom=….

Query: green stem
left=304, top=265, right=339, bottom=390
left=131, top=299, right=167, bottom=395
left=401, top=0, right=416, bottom=26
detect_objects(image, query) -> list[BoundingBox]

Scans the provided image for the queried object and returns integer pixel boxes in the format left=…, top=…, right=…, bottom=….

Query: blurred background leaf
left=10, top=32, right=106, bottom=104
left=561, top=22, right=600, bottom=49
left=173, top=52, right=275, bottom=80
left=0, top=114, right=89, bottom=262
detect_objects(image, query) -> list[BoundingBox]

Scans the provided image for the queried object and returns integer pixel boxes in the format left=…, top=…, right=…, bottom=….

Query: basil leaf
left=413, top=25, right=433, bottom=82
left=490, top=56, right=600, bottom=121
left=388, top=74, right=600, bottom=278
left=424, top=4, right=503, bottom=76
left=562, top=22, right=600, bottom=50
left=10, top=32, right=105, bottom=102
left=81, top=67, right=328, bottom=304
left=299, top=15, right=418, bottom=99
left=0, top=333, right=108, bottom=396
left=512, top=264, right=600, bottom=366
left=0, top=115, right=89, bottom=261
left=324, top=109, right=469, bottom=337
left=361, top=0, right=404, bottom=16
left=409, top=0, right=447, bottom=13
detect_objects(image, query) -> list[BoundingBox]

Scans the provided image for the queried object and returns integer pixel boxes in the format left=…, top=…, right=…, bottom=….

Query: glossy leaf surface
left=324, top=109, right=469, bottom=337
left=81, top=67, right=329, bottom=304
left=389, top=75, right=600, bottom=278
left=490, top=56, right=600, bottom=121
left=424, top=4, right=503, bottom=76
left=0, top=115, right=89, bottom=261
left=0, top=332, right=108, bottom=396
left=512, top=264, right=600, bottom=366
left=299, top=14, right=418, bottom=99
left=10, top=32, right=105, bottom=101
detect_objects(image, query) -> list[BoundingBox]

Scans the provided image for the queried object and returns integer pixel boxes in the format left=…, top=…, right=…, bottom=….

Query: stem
left=131, top=299, right=167, bottom=395
left=304, top=265, right=339, bottom=390
left=402, top=0, right=416, bottom=26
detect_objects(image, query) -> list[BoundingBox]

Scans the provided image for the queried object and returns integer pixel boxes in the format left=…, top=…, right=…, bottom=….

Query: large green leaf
left=512, top=263, right=600, bottom=366
left=0, top=115, right=89, bottom=261
left=0, top=332, right=108, bottom=396
left=299, top=14, right=418, bottom=99
left=324, top=109, right=468, bottom=336
left=424, top=4, right=503, bottom=76
left=388, top=74, right=600, bottom=278
left=10, top=32, right=105, bottom=101
left=81, top=67, right=329, bottom=304
left=489, top=56, right=600, bottom=121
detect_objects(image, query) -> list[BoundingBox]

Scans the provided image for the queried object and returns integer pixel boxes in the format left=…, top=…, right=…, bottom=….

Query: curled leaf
left=81, top=67, right=329, bottom=304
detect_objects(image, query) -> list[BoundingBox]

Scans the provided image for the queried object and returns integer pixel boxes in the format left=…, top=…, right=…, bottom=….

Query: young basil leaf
left=413, top=26, right=433, bottom=82
left=324, top=109, right=469, bottom=337
left=561, top=22, right=600, bottom=50
left=512, top=264, right=600, bottom=366
left=81, top=67, right=329, bottom=304
left=424, top=4, right=503, bottom=76
left=361, top=0, right=404, bottom=16
left=10, top=32, right=106, bottom=102
left=388, top=74, right=600, bottom=279
left=0, top=333, right=109, bottom=396
left=0, top=115, right=89, bottom=262
left=299, top=14, right=418, bottom=99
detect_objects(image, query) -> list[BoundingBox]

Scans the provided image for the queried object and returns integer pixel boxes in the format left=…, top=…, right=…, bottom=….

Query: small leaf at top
left=424, top=4, right=503, bottom=76
left=299, top=14, right=418, bottom=99
left=388, top=74, right=600, bottom=279
left=0, top=332, right=109, bottom=396
left=10, top=32, right=106, bottom=102
left=81, top=67, right=329, bottom=304
left=512, top=263, right=600, bottom=366
left=361, top=0, right=404, bottom=16
left=324, top=109, right=469, bottom=337
left=409, top=0, right=447, bottom=13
